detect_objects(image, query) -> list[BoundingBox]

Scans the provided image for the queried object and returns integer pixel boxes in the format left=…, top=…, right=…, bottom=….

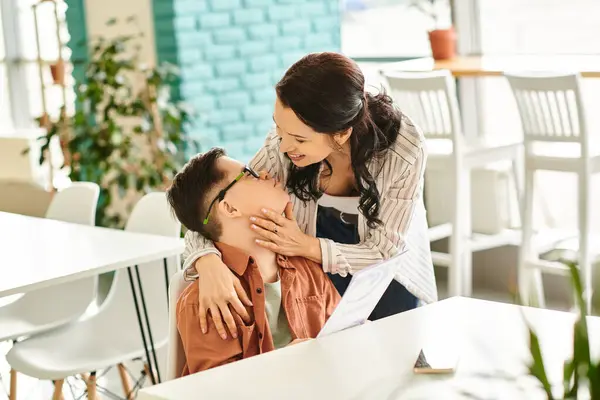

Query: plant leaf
left=528, top=329, right=554, bottom=399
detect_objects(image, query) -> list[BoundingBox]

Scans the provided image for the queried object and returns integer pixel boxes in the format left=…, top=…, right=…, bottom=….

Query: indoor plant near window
left=411, top=0, right=456, bottom=60
left=34, top=18, right=198, bottom=228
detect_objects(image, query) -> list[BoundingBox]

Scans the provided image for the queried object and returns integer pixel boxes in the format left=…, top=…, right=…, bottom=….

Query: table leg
left=163, top=258, right=170, bottom=303
left=134, top=265, right=162, bottom=383
left=126, top=266, right=157, bottom=385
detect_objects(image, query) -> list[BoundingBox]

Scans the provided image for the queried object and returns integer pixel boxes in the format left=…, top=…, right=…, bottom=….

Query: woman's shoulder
left=264, top=126, right=280, bottom=149
left=384, top=112, right=426, bottom=167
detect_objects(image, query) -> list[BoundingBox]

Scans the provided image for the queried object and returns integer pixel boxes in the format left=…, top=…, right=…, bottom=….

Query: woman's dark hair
left=275, top=52, right=403, bottom=228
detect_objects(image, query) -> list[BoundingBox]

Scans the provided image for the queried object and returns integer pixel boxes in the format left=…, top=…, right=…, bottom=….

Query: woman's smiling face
left=273, top=97, right=339, bottom=168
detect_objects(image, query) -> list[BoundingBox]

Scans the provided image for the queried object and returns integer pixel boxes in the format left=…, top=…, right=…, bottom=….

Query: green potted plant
left=35, top=17, right=199, bottom=228
left=411, top=0, right=456, bottom=60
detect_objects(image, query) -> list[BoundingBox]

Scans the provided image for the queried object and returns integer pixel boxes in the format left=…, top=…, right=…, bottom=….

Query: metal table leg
left=127, top=266, right=157, bottom=385
left=163, top=258, right=170, bottom=303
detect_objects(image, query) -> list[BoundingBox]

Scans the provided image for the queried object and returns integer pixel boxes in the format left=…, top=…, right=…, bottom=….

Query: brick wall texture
left=152, top=0, right=341, bottom=161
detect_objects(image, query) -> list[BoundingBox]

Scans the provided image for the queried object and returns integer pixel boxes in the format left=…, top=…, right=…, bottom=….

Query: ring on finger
left=273, top=225, right=278, bottom=233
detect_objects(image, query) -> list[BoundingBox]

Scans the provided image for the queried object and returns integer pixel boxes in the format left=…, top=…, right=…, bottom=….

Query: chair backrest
left=8, top=182, right=100, bottom=330
left=166, top=270, right=191, bottom=381
left=46, top=182, right=100, bottom=225
left=505, top=72, right=587, bottom=145
left=95, top=192, right=181, bottom=354
left=382, top=70, right=462, bottom=141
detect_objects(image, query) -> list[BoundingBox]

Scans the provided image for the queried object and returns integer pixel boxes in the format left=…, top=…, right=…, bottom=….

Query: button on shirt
left=176, top=243, right=341, bottom=376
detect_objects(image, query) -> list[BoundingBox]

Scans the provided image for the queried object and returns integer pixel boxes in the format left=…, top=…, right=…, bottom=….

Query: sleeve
left=177, top=293, right=243, bottom=374
left=248, top=128, right=287, bottom=182
left=321, top=268, right=341, bottom=320
left=182, top=128, right=286, bottom=279
left=319, top=143, right=427, bottom=278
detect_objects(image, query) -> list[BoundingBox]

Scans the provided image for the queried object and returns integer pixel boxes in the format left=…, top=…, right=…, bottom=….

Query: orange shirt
left=176, top=243, right=341, bottom=376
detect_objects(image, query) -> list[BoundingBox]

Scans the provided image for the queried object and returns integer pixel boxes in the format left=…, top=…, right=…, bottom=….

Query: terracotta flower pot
left=428, top=27, right=456, bottom=60
left=50, top=60, right=65, bottom=85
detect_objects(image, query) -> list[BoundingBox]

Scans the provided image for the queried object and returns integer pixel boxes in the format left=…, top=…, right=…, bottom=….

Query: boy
left=167, top=148, right=340, bottom=375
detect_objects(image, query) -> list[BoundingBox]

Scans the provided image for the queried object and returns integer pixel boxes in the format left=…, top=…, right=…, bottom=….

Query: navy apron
left=316, top=205, right=418, bottom=320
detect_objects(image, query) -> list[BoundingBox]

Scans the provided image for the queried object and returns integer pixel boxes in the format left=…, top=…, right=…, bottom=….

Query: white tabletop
left=0, top=212, right=184, bottom=298
left=139, top=297, right=598, bottom=400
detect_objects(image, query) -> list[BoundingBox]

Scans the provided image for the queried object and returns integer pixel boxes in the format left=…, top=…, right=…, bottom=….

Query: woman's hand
left=250, top=202, right=322, bottom=263
left=194, top=254, right=253, bottom=340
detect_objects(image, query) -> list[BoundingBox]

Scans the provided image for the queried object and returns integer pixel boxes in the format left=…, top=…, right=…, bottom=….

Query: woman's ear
left=217, top=200, right=242, bottom=220
left=334, top=127, right=353, bottom=146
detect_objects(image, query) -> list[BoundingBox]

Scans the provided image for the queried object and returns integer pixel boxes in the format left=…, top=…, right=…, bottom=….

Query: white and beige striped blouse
left=183, top=114, right=438, bottom=304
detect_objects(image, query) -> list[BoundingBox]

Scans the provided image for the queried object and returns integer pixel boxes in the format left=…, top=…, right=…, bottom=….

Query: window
left=341, top=0, right=452, bottom=59
left=0, top=0, right=73, bottom=130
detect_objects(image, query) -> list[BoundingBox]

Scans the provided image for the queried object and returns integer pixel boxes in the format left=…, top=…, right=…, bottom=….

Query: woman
left=183, top=52, right=437, bottom=339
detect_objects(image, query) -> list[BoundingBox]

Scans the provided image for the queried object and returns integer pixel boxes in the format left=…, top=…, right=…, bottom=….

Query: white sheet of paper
left=317, top=252, right=406, bottom=338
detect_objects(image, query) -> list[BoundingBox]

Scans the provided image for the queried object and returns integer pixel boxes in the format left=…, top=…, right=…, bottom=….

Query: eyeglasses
left=203, top=166, right=260, bottom=225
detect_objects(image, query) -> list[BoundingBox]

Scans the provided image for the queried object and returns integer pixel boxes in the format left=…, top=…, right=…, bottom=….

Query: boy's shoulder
left=286, top=256, right=330, bottom=286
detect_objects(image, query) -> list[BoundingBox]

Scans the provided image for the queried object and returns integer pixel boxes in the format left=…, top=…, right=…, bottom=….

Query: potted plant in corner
left=411, top=0, right=456, bottom=60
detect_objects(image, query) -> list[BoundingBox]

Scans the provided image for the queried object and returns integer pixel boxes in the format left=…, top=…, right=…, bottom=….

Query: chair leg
left=519, top=168, right=545, bottom=307
left=117, top=363, right=133, bottom=399
left=511, top=150, right=525, bottom=227
left=449, top=163, right=465, bottom=297
left=87, top=372, right=97, bottom=400
left=461, top=167, right=473, bottom=297
left=578, top=169, right=592, bottom=314
left=52, top=379, right=64, bottom=400
left=144, top=363, right=156, bottom=386
left=9, top=368, right=17, bottom=400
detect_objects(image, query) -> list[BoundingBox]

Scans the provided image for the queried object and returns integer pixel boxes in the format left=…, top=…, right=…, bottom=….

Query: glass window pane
left=341, top=0, right=451, bottom=58
left=0, top=64, right=13, bottom=127
left=480, top=0, right=600, bottom=55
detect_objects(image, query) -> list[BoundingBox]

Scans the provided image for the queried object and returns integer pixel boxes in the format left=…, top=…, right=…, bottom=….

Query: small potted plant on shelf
left=411, top=0, right=456, bottom=60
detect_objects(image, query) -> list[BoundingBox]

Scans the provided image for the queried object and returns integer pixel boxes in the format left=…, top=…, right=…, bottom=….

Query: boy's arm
left=318, top=262, right=342, bottom=320
left=177, top=291, right=243, bottom=374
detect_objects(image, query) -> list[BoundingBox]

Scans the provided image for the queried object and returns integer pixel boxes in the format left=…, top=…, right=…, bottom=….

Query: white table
left=139, top=297, right=598, bottom=400
left=0, top=211, right=184, bottom=383
left=0, top=211, right=183, bottom=297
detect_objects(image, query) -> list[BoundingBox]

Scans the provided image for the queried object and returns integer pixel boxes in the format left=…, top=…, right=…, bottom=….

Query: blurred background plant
left=526, top=257, right=600, bottom=399
left=34, top=17, right=198, bottom=228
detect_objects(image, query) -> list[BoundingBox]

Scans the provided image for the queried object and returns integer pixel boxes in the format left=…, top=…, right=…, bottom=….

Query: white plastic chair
left=506, top=72, right=600, bottom=311
left=166, top=270, right=191, bottom=381
left=6, top=192, right=181, bottom=400
left=1, top=182, right=99, bottom=400
left=383, top=70, right=523, bottom=297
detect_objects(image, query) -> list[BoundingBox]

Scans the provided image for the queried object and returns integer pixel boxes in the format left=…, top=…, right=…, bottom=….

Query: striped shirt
left=183, top=114, right=438, bottom=304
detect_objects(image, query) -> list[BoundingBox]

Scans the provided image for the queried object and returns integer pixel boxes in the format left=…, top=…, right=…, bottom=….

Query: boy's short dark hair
left=166, top=148, right=227, bottom=241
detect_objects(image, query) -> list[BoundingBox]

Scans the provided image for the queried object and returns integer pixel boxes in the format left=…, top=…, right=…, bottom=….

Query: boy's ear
left=217, top=199, right=242, bottom=219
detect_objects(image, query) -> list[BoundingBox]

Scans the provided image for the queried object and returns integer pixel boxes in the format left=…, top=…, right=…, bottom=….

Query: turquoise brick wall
left=64, top=0, right=89, bottom=92
left=152, top=0, right=341, bottom=161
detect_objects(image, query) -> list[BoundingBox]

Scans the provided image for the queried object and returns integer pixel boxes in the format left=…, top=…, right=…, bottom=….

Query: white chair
left=382, top=70, right=523, bottom=297
left=6, top=192, right=181, bottom=400
left=166, top=270, right=191, bottom=381
left=1, top=182, right=99, bottom=400
left=506, top=72, right=600, bottom=312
